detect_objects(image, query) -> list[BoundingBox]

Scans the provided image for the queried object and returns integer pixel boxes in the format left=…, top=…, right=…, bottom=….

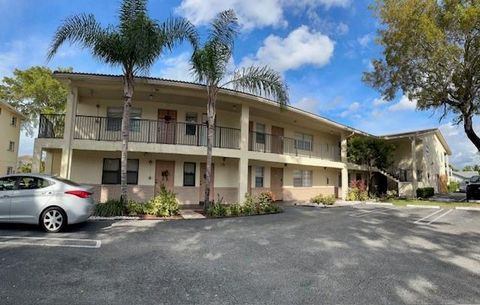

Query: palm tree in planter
left=191, top=10, right=289, bottom=209
left=47, top=0, right=198, bottom=203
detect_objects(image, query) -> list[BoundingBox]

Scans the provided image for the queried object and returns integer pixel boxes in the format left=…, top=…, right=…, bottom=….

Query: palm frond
left=160, top=17, right=199, bottom=51
left=47, top=14, right=103, bottom=61
left=225, top=66, right=289, bottom=106
left=191, top=42, right=231, bottom=86
left=209, top=9, right=238, bottom=51
left=119, top=0, right=148, bottom=32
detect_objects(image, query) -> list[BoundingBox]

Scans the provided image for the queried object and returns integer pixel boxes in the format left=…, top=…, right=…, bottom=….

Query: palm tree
left=47, top=0, right=198, bottom=202
left=191, top=10, right=289, bottom=209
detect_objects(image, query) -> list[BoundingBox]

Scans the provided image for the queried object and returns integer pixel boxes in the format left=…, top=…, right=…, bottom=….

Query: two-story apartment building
left=0, top=101, right=25, bottom=175
left=32, top=72, right=451, bottom=203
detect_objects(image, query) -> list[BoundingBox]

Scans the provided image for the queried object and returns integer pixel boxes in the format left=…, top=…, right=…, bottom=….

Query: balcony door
left=271, top=126, right=284, bottom=154
left=271, top=167, right=283, bottom=201
left=157, top=109, right=177, bottom=144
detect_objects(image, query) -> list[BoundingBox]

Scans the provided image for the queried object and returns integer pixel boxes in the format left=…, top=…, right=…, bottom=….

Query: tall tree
left=0, top=66, right=70, bottom=135
left=47, top=0, right=197, bottom=202
left=364, top=0, right=480, bottom=150
left=347, top=136, right=395, bottom=193
left=190, top=10, right=289, bottom=208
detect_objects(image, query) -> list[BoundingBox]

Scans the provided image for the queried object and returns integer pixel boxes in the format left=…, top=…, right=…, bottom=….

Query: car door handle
left=43, top=191, right=53, bottom=195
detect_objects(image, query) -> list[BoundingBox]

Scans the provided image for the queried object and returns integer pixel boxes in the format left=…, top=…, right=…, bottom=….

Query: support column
left=32, top=141, right=42, bottom=173
left=411, top=136, right=417, bottom=198
left=340, top=133, right=348, bottom=200
left=238, top=105, right=249, bottom=202
left=60, top=86, right=78, bottom=179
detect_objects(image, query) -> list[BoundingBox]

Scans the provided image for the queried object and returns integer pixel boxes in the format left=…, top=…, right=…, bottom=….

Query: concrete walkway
left=179, top=209, right=206, bottom=219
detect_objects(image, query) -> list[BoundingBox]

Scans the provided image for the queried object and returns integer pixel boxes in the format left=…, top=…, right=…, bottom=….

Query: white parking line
left=0, top=236, right=101, bottom=249
left=414, top=209, right=445, bottom=224
left=353, top=207, right=393, bottom=217
left=426, top=209, right=454, bottom=224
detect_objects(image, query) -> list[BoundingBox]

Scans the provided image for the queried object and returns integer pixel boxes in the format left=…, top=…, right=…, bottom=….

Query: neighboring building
left=451, top=171, right=478, bottom=192
left=32, top=72, right=452, bottom=203
left=450, top=170, right=478, bottom=183
left=0, top=101, right=25, bottom=175
left=381, top=129, right=452, bottom=197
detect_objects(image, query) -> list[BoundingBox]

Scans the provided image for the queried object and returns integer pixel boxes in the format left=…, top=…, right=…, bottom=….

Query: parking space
left=1, top=205, right=479, bottom=305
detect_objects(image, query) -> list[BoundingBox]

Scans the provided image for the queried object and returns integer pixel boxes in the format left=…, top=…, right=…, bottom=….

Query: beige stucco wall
left=0, top=103, right=22, bottom=175
left=419, top=133, right=449, bottom=192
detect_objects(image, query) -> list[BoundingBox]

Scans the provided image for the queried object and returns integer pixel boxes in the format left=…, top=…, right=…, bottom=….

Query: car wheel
left=41, top=207, right=66, bottom=233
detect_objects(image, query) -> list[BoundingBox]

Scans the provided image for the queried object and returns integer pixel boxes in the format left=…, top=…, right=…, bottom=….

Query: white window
left=255, top=167, right=264, bottom=188
left=293, top=170, right=312, bottom=187
left=11, top=116, right=17, bottom=127
left=106, top=107, right=142, bottom=131
left=185, top=112, right=198, bottom=136
left=256, top=123, right=266, bottom=144
left=8, top=141, right=14, bottom=152
left=295, top=133, right=313, bottom=151
left=6, top=167, right=14, bottom=175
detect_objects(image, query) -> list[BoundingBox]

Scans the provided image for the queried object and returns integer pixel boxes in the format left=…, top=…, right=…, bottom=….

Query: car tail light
left=65, top=190, right=92, bottom=199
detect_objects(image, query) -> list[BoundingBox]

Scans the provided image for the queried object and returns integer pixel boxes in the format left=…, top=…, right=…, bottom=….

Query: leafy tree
left=190, top=10, right=289, bottom=208
left=463, top=165, right=474, bottom=171
left=0, top=66, right=70, bottom=135
left=364, top=0, right=480, bottom=150
left=47, top=0, right=197, bottom=202
left=347, top=136, right=395, bottom=193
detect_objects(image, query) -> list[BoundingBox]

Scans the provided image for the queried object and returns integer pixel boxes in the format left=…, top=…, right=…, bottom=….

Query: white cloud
left=240, top=26, right=334, bottom=73
left=156, top=52, right=194, bottom=82
left=388, top=95, right=417, bottom=111
left=340, top=101, right=360, bottom=117
left=293, top=97, right=319, bottom=113
left=176, top=0, right=351, bottom=30
left=357, top=33, right=372, bottom=48
left=440, top=122, right=480, bottom=168
left=372, top=97, right=388, bottom=106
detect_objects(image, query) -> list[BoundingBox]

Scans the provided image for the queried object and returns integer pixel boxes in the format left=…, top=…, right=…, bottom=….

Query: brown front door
left=200, top=163, right=215, bottom=202
left=271, top=167, right=283, bottom=201
left=157, top=109, right=177, bottom=144
left=155, top=160, right=175, bottom=194
left=271, top=126, right=284, bottom=154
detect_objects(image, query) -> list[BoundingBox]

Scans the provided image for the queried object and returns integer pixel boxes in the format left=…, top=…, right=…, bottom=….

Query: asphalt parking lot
left=1, top=204, right=479, bottom=305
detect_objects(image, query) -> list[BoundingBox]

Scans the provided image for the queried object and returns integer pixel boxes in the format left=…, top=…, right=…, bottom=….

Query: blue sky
left=1, top=0, right=478, bottom=168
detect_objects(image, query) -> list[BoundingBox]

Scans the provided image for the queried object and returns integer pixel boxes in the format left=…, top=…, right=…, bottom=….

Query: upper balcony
left=249, top=131, right=340, bottom=161
left=38, top=114, right=341, bottom=162
left=38, top=114, right=240, bottom=149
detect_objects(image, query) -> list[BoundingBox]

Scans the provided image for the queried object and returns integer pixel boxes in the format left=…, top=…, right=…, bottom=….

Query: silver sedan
left=0, top=174, right=94, bottom=232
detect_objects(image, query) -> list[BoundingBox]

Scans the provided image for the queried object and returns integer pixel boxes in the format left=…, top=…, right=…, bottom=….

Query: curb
left=406, top=204, right=440, bottom=209
left=455, top=207, right=480, bottom=211
left=365, top=202, right=393, bottom=206
left=89, top=216, right=141, bottom=221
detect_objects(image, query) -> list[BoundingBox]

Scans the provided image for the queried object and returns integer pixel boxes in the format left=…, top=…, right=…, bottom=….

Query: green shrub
left=207, top=197, right=227, bottom=217
left=227, top=203, right=242, bottom=216
left=94, top=199, right=125, bottom=217
left=448, top=181, right=459, bottom=193
left=385, top=190, right=398, bottom=199
left=262, top=203, right=282, bottom=213
left=126, top=200, right=148, bottom=216
left=310, top=194, right=336, bottom=205
left=416, top=187, right=434, bottom=198
left=257, top=191, right=274, bottom=204
left=146, top=186, right=179, bottom=217
left=242, top=194, right=258, bottom=215
left=347, top=188, right=369, bottom=201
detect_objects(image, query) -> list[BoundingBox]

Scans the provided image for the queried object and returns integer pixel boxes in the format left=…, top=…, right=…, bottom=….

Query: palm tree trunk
left=204, top=90, right=216, bottom=210
left=120, top=73, right=134, bottom=203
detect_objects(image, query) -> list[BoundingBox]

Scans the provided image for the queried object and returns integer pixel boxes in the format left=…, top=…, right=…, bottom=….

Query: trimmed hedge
left=416, top=187, right=434, bottom=198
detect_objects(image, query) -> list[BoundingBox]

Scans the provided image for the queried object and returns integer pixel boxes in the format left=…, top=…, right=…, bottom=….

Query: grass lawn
left=388, top=199, right=480, bottom=209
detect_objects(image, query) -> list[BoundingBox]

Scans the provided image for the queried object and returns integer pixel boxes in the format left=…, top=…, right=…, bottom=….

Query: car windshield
left=470, top=176, right=480, bottom=183
left=53, top=177, right=81, bottom=186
